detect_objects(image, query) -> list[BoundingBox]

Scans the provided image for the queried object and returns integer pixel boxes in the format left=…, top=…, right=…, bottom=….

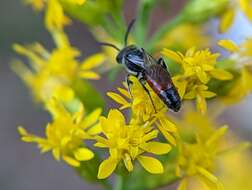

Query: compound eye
left=116, top=52, right=123, bottom=64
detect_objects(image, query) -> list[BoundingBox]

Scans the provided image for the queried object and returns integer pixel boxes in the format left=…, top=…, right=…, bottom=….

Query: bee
left=100, top=19, right=181, bottom=112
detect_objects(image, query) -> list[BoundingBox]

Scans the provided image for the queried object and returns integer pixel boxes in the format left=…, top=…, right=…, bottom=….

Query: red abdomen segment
left=144, top=64, right=181, bottom=112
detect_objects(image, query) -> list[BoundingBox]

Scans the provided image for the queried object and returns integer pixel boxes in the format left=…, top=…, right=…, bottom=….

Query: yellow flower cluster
left=18, top=98, right=101, bottom=167
left=25, top=0, right=86, bottom=30
left=219, top=0, right=252, bottom=32
left=95, top=109, right=172, bottom=179
left=15, top=0, right=252, bottom=188
left=175, top=110, right=229, bottom=190
left=158, top=24, right=210, bottom=50
left=218, top=39, right=252, bottom=103
left=107, top=77, right=178, bottom=146
left=162, top=47, right=233, bottom=114
left=12, top=30, right=104, bottom=103
left=93, top=76, right=179, bottom=178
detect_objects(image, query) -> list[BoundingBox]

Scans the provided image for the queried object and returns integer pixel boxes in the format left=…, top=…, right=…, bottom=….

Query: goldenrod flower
left=218, top=39, right=252, bottom=103
left=192, top=151, right=252, bottom=190
left=175, top=110, right=229, bottom=190
left=95, top=109, right=172, bottom=179
left=25, top=0, right=86, bottom=30
left=158, top=24, right=210, bottom=50
left=12, top=30, right=104, bottom=103
left=107, top=77, right=178, bottom=145
left=162, top=47, right=232, bottom=114
left=219, top=0, right=252, bottom=33
left=18, top=98, right=101, bottom=167
left=163, top=47, right=232, bottom=84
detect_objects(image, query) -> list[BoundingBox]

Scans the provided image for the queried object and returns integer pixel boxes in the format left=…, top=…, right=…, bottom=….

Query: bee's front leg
left=138, top=77, right=157, bottom=113
left=126, top=74, right=133, bottom=98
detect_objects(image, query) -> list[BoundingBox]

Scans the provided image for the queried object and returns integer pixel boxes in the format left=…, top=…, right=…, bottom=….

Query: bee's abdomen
left=144, top=65, right=172, bottom=91
left=144, top=65, right=181, bottom=112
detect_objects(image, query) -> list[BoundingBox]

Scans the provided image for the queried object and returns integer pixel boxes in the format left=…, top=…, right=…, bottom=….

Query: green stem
left=100, top=17, right=123, bottom=42
left=146, top=13, right=186, bottom=53
left=114, top=175, right=124, bottom=190
left=134, top=0, right=155, bottom=46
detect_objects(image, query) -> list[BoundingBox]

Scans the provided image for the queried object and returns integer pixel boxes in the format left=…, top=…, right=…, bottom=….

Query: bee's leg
left=157, top=58, right=167, bottom=70
left=139, top=78, right=157, bottom=113
left=126, top=74, right=133, bottom=98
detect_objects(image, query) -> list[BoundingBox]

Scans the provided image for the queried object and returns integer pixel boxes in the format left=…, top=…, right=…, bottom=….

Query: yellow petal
left=80, top=53, right=105, bottom=70
left=184, top=90, right=197, bottom=99
left=74, top=148, right=94, bottom=161
left=142, top=142, right=172, bottom=155
left=178, top=178, right=188, bottom=190
left=157, top=125, right=177, bottom=146
left=158, top=116, right=177, bottom=132
left=162, top=49, right=183, bottom=63
left=174, top=80, right=187, bottom=98
left=196, top=167, right=219, bottom=185
left=240, top=0, right=252, bottom=21
left=130, top=147, right=139, bottom=160
left=196, top=94, right=207, bottom=114
left=79, top=71, right=100, bottom=79
left=53, top=85, right=75, bottom=102
left=97, top=157, right=118, bottom=179
left=94, top=142, right=109, bottom=148
left=196, top=69, right=208, bottom=84
left=72, top=103, right=84, bottom=124
left=18, top=126, right=28, bottom=136
left=218, top=39, right=239, bottom=52
left=46, top=0, right=70, bottom=30
left=63, top=155, right=80, bottom=167
left=117, top=87, right=131, bottom=99
left=82, top=108, right=102, bottom=128
left=201, top=91, right=216, bottom=98
left=87, top=123, right=102, bottom=135
left=210, top=69, right=233, bottom=80
left=137, top=155, right=164, bottom=174
left=123, top=153, right=133, bottom=172
left=52, top=148, right=60, bottom=161
left=206, top=125, right=228, bottom=147
left=107, top=92, right=130, bottom=108
left=99, top=117, right=111, bottom=133
left=108, top=109, right=125, bottom=126
left=219, top=8, right=235, bottom=33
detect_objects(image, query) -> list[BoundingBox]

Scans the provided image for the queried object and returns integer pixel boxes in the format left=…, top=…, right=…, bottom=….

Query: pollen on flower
left=95, top=109, right=172, bottom=179
left=18, top=98, right=102, bottom=167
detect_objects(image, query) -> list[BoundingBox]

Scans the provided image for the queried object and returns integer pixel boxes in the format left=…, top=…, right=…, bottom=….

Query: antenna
left=98, top=42, right=120, bottom=51
left=124, top=19, right=136, bottom=47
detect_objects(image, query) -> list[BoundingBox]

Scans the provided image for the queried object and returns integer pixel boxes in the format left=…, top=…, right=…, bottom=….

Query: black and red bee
left=100, top=19, right=181, bottom=112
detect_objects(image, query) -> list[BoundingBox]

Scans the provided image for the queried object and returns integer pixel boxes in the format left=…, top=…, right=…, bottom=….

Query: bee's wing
left=126, top=53, right=145, bottom=68
left=141, top=48, right=157, bottom=66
